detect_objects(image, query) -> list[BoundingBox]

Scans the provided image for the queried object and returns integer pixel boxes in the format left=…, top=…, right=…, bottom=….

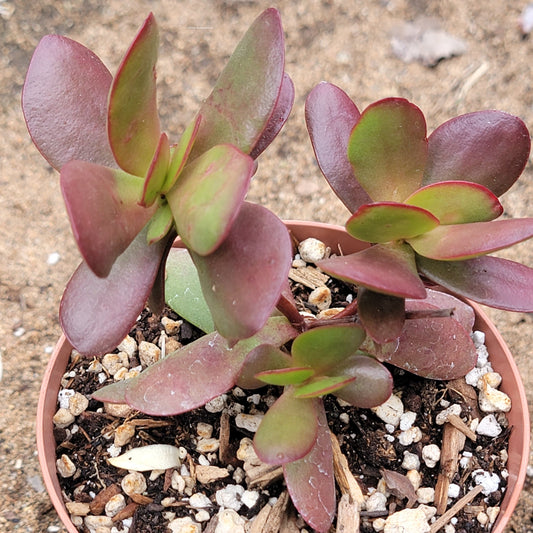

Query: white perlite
left=421, top=444, right=441, bottom=468
left=372, top=394, right=404, bottom=427
left=214, top=508, right=246, bottom=533
left=215, top=484, right=244, bottom=511
left=473, top=469, right=501, bottom=495
left=383, top=507, right=430, bottom=533
left=476, top=414, right=503, bottom=437
left=168, top=516, right=201, bottom=533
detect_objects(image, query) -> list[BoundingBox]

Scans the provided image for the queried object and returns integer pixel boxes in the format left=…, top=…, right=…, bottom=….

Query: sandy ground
left=1, top=0, right=532, bottom=531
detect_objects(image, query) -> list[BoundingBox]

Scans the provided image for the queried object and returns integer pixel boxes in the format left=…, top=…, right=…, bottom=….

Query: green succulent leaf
left=283, top=401, right=335, bottom=533
left=294, top=376, right=357, bottom=399
left=417, top=255, right=533, bottom=312
left=423, top=110, right=531, bottom=197
left=405, top=181, right=503, bottom=224
left=60, top=160, right=156, bottom=278
left=146, top=202, right=173, bottom=244
left=408, top=219, right=533, bottom=260
left=167, top=144, right=254, bottom=256
left=162, top=115, right=202, bottom=194
left=22, top=35, right=115, bottom=170
left=346, top=202, right=439, bottom=243
left=318, top=242, right=426, bottom=299
left=347, top=98, right=428, bottom=202
left=358, top=287, right=406, bottom=343
left=256, top=367, right=315, bottom=386
left=254, top=390, right=319, bottom=465
left=332, top=355, right=393, bottom=408
left=108, top=13, right=161, bottom=176
left=140, top=133, right=171, bottom=207
left=190, top=8, right=287, bottom=159
left=165, top=248, right=215, bottom=333
left=190, top=202, right=292, bottom=343
left=237, top=344, right=293, bottom=389
left=291, top=324, right=366, bottom=375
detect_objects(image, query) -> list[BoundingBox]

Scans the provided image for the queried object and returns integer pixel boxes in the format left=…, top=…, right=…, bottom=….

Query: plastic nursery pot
left=37, top=221, right=530, bottom=533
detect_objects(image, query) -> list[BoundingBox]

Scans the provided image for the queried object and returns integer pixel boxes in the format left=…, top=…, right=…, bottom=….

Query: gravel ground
left=1, top=1, right=532, bottom=531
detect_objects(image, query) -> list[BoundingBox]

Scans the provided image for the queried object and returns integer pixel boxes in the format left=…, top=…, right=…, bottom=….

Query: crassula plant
left=23, top=8, right=533, bottom=533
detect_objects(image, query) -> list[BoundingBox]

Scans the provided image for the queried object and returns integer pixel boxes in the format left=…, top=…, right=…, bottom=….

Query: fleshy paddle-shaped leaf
left=405, top=181, right=503, bottom=224
left=283, top=401, right=335, bottom=533
left=417, top=255, right=533, bottom=312
left=347, top=98, right=428, bottom=202
left=333, top=355, right=393, bottom=408
left=167, top=144, right=254, bottom=256
left=237, top=344, right=292, bottom=389
left=146, top=202, right=173, bottom=244
left=254, top=391, right=319, bottom=465
left=423, top=110, right=531, bottom=197
left=140, top=133, right=171, bottom=207
left=60, top=227, right=168, bottom=356
left=190, top=8, right=286, bottom=158
left=22, top=35, right=115, bottom=170
left=305, top=82, right=371, bottom=212
left=60, top=160, right=156, bottom=277
left=346, top=202, right=439, bottom=243
left=108, top=13, right=161, bottom=176
left=191, top=202, right=292, bottom=342
left=294, top=376, right=356, bottom=398
left=257, top=367, right=315, bottom=386
left=408, top=219, right=533, bottom=260
left=318, top=242, right=426, bottom=299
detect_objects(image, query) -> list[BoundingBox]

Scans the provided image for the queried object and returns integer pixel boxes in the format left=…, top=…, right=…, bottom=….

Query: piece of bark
left=203, top=514, right=219, bottom=533
left=447, top=413, right=477, bottom=441
left=129, top=493, right=153, bottom=505
left=434, top=423, right=466, bottom=514
left=336, top=493, right=360, bottom=533
left=218, top=409, right=232, bottom=465
left=262, top=490, right=289, bottom=533
left=249, top=503, right=273, bottom=533
left=111, top=502, right=139, bottom=522
left=330, top=432, right=365, bottom=505
left=246, top=464, right=284, bottom=488
left=289, top=266, right=329, bottom=290
left=430, top=485, right=483, bottom=532
left=196, top=464, right=230, bottom=484
left=89, top=483, right=121, bottom=514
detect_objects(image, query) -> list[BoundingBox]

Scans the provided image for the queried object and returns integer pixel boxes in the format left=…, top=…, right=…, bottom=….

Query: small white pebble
left=47, top=252, right=61, bottom=265
left=478, top=380, right=511, bottom=413
left=416, top=487, right=435, bottom=504
left=486, top=506, right=500, bottom=524
left=189, top=492, right=212, bottom=508
left=235, top=413, right=263, bottom=433
left=373, top=517, right=386, bottom=531
left=104, top=494, right=126, bottom=517
left=398, top=426, right=422, bottom=446
left=477, top=511, right=489, bottom=526
left=422, top=444, right=441, bottom=468
left=435, top=404, right=461, bottom=425
left=472, top=469, right=500, bottom=495
left=68, top=392, right=89, bottom=416
left=215, top=508, right=246, bottom=533
left=161, top=316, right=183, bottom=335
left=476, top=414, right=502, bottom=437
left=471, top=330, right=485, bottom=347
left=196, top=422, right=213, bottom=439
left=195, top=509, right=211, bottom=522
left=167, top=516, right=201, bottom=533
left=448, top=484, right=460, bottom=498
left=58, top=389, right=75, bottom=409
left=406, top=469, right=422, bottom=491
left=53, top=408, right=75, bottom=428
left=117, top=336, right=137, bottom=358
left=204, top=395, right=226, bottom=413
left=196, top=438, right=219, bottom=454
left=402, top=451, right=420, bottom=471
left=171, top=472, right=186, bottom=493
left=215, top=484, right=244, bottom=511
left=366, top=491, right=388, bottom=512
left=241, top=489, right=260, bottom=508
left=372, top=394, right=404, bottom=427
left=308, top=286, right=332, bottom=310
left=56, top=454, right=76, bottom=478
left=399, top=411, right=417, bottom=431
left=121, top=471, right=147, bottom=496
left=298, top=238, right=327, bottom=263
left=339, top=412, right=350, bottom=424
left=138, top=341, right=161, bottom=367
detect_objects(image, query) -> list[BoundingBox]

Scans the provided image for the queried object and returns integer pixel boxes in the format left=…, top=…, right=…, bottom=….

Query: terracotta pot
left=37, top=221, right=530, bottom=532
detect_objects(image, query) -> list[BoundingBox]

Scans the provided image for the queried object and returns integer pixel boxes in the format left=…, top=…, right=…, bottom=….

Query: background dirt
left=1, top=0, right=532, bottom=531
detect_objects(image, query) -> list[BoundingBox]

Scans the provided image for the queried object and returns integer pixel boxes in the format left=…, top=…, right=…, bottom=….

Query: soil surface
left=1, top=0, right=532, bottom=531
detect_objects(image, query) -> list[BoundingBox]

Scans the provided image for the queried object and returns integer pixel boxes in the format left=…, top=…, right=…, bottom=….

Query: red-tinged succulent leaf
left=346, top=202, right=439, bottom=243
left=417, top=255, right=533, bottom=312
left=378, top=300, right=477, bottom=379
left=318, top=242, right=426, bottom=299
left=250, top=72, right=295, bottom=160
left=358, top=287, right=406, bottom=343
left=256, top=367, right=315, bottom=386
left=140, top=133, right=170, bottom=207
left=237, top=344, right=293, bottom=389
left=190, top=202, right=292, bottom=343
left=347, top=98, right=428, bottom=202
left=408, top=219, right=533, bottom=260
left=190, top=8, right=286, bottom=159
left=22, top=35, right=115, bottom=170
left=381, top=469, right=417, bottom=507
left=292, top=324, right=366, bottom=375
left=108, top=13, right=161, bottom=176
left=405, top=181, right=503, bottom=224
left=333, top=355, right=393, bottom=408
left=60, top=160, right=156, bottom=278
left=305, top=82, right=371, bottom=213
left=60, top=227, right=168, bottom=356
left=254, top=391, right=319, bottom=465
left=147, top=203, right=173, bottom=244
left=166, top=144, right=254, bottom=256
left=165, top=247, right=215, bottom=333
left=162, top=115, right=202, bottom=194
left=423, top=110, right=531, bottom=197
left=277, top=279, right=306, bottom=329
left=294, top=376, right=356, bottom=399
left=91, top=378, right=129, bottom=404
left=283, top=401, right=335, bottom=533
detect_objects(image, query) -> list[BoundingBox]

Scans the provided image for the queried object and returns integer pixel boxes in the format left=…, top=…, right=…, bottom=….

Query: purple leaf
left=190, top=8, right=286, bottom=159
left=381, top=468, right=417, bottom=507
left=254, top=391, right=319, bottom=465
left=60, top=160, right=156, bottom=277
left=418, top=255, right=533, bottom=312
left=22, top=35, right=115, bottom=170
left=237, top=344, right=293, bottom=389
left=250, top=72, right=295, bottom=160
left=305, top=82, right=370, bottom=212
left=377, top=300, right=477, bottom=379
left=333, top=355, right=393, bottom=408
left=408, top=219, right=533, bottom=260
left=424, top=110, right=531, bottom=197
left=346, top=202, right=439, bottom=243
left=60, top=227, right=168, bottom=356
left=347, top=98, right=428, bottom=202
left=166, top=144, right=254, bottom=256
left=140, top=133, right=171, bottom=207
left=108, top=13, right=161, bottom=176
left=190, top=202, right=292, bottom=343
left=405, top=181, right=503, bottom=224
left=283, top=401, right=336, bottom=533
left=358, top=288, right=406, bottom=343
left=318, top=242, right=426, bottom=299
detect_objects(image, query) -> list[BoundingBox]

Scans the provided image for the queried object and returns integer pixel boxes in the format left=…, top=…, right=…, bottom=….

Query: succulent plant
left=24, top=9, right=533, bottom=533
